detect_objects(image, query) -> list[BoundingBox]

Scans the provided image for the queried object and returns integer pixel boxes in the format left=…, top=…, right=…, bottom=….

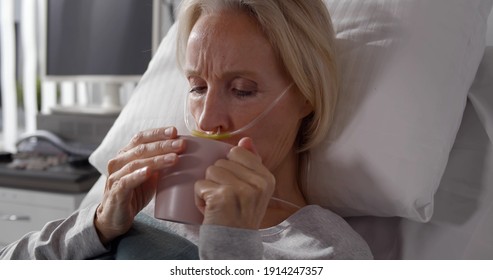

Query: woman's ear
left=293, top=86, right=313, bottom=119
left=300, top=98, right=314, bottom=119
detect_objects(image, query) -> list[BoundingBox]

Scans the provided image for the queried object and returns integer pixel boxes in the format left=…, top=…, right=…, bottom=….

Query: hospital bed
left=81, top=0, right=493, bottom=259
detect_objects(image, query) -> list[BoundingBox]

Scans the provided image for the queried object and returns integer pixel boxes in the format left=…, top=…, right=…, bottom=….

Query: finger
left=108, top=153, right=178, bottom=189
left=106, top=168, right=159, bottom=217
left=228, top=137, right=262, bottom=167
left=227, top=145, right=270, bottom=177
left=114, top=166, right=151, bottom=193
left=105, top=166, right=153, bottom=207
left=205, top=165, right=247, bottom=188
left=204, top=165, right=271, bottom=206
left=194, top=177, right=267, bottom=229
left=194, top=179, right=237, bottom=214
left=97, top=167, right=158, bottom=243
left=237, top=137, right=258, bottom=155
left=111, top=126, right=179, bottom=173
left=213, top=159, right=274, bottom=194
left=119, top=126, right=178, bottom=153
left=108, top=139, right=184, bottom=174
left=193, top=179, right=217, bottom=214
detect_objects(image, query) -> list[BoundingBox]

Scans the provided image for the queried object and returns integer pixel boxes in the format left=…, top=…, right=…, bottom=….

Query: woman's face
left=185, top=10, right=311, bottom=170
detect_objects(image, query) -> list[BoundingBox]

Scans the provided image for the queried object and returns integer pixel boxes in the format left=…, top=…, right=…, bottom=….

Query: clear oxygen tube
left=184, top=83, right=294, bottom=140
left=184, top=82, right=303, bottom=212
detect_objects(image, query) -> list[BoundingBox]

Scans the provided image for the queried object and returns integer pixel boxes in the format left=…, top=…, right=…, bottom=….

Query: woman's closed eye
left=232, top=88, right=257, bottom=98
left=189, top=87, right=257, bottom=99
left=189, top=86, right=207, bottom=95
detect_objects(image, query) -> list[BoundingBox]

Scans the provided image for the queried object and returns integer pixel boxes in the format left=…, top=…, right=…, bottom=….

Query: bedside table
left=0, top=186, right=87, bottom=247
left=0, top=150, right=100, bottom=248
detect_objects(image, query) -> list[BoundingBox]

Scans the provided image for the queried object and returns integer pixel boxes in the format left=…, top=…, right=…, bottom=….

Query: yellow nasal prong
left=191, top=130, right=232, bottom=140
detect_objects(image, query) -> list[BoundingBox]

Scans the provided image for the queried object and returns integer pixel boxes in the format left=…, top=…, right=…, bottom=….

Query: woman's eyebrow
left=223, top=70, right=259, bottom=79
left=184, top=69, right=200, bottom=78
left=184, top=69, right=259, bottom=79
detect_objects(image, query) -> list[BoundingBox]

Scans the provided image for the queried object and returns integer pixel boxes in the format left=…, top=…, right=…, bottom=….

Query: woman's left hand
left=194, top=137, right=275, bottom=229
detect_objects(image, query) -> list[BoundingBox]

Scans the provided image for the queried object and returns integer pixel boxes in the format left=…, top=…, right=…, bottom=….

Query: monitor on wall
left=40, top=0, right=165, bottom=114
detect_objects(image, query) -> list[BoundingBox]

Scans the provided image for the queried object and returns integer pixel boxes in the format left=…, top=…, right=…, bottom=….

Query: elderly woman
left=1, top=0, right=371, bottom=260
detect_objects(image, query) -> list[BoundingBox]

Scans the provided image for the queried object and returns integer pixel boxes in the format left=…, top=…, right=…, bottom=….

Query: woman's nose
left=196, top=89, right=229, bottom=133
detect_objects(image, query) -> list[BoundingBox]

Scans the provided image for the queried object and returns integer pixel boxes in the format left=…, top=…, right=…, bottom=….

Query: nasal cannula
left=184, top=83, right=294, bottom=139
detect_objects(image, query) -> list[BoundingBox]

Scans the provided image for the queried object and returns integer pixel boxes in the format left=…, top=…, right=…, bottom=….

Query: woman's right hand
left=94, top=126, right=185, bottom=244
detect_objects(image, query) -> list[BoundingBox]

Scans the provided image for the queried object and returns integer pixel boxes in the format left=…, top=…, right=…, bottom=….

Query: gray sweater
left=0, top=203, right=372, bottom=259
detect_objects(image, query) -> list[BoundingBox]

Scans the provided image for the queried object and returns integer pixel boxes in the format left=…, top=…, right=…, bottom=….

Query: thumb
left=237, top=137, right=259, bottom=156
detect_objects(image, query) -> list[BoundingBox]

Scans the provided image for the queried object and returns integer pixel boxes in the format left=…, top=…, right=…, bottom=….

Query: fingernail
left=136, top=166, right=149, bottom=177
left=163, top=153, right=176, bottom=163
left=172, top=139, right=183, bottom=149
left=164, top=127, right=173, bottom=137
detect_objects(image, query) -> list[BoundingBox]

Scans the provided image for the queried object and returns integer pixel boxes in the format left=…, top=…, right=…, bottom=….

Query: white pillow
left=89, top=0, right=493, bottom=222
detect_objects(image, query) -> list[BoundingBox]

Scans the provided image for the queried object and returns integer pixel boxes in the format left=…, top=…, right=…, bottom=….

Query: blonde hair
left=176, top=0, right=338, bottom=152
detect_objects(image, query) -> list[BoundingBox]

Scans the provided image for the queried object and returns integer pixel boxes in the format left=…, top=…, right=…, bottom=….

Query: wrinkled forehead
left=185, top=10, right=278, bottom=78
left=188, top=9, right=268, bottom=51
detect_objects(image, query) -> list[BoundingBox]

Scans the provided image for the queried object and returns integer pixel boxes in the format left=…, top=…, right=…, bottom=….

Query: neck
left=261, top=149, right=307, bottom=228
left=272, top=149, right=307, bottom=207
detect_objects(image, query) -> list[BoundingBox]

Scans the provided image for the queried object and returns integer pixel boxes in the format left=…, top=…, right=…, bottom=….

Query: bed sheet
left=346, top=47, right=493, bottom=259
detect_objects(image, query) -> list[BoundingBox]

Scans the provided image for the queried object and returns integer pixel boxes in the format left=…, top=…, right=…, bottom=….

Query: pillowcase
left=89, top=0, right=493, bottom=222
left=308, top=0, right=492, bottom=222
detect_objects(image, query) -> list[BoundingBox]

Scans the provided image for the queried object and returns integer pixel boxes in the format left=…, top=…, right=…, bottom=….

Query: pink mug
left=154, top=135, right=233, bottom=224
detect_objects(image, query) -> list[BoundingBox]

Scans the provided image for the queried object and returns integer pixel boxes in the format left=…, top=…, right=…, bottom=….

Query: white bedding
left=346, top=47, right=493, bottom=259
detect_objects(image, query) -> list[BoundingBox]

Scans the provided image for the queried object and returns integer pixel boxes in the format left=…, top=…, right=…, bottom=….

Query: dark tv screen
left=46, top=0, right=153, bottom=78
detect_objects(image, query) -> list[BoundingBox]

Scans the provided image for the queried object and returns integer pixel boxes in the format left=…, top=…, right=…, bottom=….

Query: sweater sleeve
left=199, top=224, right=263, bottom=259
left=0, top=204, right=109, bottom=259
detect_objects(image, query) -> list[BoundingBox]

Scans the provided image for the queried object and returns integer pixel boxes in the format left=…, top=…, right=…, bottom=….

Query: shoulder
left=283, top=204, right=350, bottom=229
left=268, top=205, right=373, bottom=259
